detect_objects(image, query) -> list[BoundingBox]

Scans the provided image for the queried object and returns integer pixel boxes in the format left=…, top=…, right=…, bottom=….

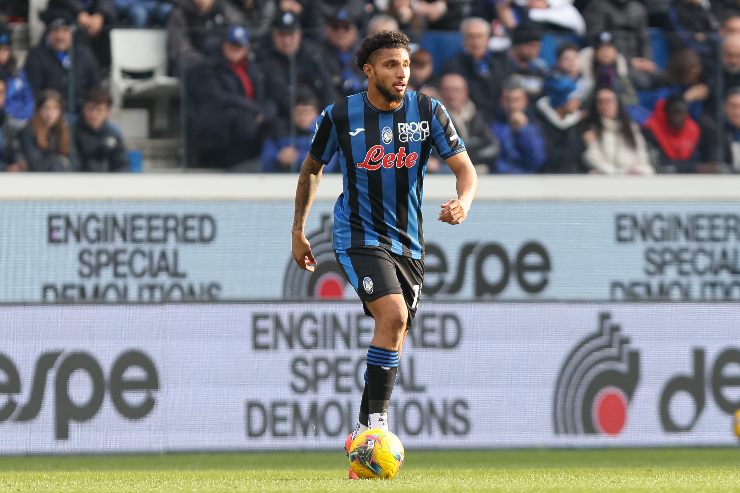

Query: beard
left=375, top=80, right=405, bottom=103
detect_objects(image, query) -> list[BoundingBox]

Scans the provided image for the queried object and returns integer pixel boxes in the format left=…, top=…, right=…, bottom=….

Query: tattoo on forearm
left=292, top=158, right=322, bottom=233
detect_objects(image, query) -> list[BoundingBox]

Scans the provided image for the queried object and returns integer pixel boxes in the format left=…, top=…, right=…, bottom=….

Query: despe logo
left=284, top=215, right=348, bottom=300
left=0, top=349, right=158, bottom=440
left=553, top=313, right=640, bottom=437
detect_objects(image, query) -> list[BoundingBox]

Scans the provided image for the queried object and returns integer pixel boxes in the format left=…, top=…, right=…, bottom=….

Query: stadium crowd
left=1, top=0, right=740, bottom=173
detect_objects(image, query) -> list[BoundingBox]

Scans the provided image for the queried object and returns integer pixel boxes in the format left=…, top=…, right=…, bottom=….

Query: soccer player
left=291, top=30, right=478, bottom=478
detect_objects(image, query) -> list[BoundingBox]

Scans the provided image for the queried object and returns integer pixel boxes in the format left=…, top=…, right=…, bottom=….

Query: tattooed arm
left=291, top=155, right=325, bottom=271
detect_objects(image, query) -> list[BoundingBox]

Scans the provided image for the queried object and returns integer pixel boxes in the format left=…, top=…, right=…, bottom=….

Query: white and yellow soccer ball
left=734, top=409, right=740, bottom=439
left=347, top=428, right=405, bottom=479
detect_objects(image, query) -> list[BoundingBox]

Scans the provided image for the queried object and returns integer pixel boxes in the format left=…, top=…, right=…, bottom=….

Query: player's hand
left=438, top=199, right=469, bottom=225
left=291, top=231, right=317, bottom=272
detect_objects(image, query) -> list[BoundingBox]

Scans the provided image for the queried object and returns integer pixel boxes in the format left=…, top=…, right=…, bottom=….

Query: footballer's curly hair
left=355, top=30, right=410, bottom=73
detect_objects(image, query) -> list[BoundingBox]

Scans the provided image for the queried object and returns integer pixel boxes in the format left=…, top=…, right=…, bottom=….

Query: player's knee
left=377, top=311, right=407, bottom=342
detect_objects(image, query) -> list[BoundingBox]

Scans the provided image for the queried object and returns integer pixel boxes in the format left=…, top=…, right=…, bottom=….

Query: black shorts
left=335, top=247, right=424, bottom=324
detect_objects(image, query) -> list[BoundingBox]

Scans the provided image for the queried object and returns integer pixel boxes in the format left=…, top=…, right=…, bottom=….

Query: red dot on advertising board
left=317, top=276, right=344, bottom=299
left=595, top=389, right=627, bottom=436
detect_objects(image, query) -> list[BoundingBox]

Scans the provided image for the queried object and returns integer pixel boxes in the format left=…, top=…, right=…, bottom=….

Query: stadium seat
left=109, top=29, right=179, bottom=130
left=649, top=28, right=669, bottom=69
left=419, top=31, right=463, bottom=73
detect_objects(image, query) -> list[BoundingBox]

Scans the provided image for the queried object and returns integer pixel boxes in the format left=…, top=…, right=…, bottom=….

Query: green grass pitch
left=0, top=448, right=738, bottom=492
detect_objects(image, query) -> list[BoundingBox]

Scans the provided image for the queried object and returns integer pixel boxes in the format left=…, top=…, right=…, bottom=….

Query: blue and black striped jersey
left=309, top=90, right=466, bottom=259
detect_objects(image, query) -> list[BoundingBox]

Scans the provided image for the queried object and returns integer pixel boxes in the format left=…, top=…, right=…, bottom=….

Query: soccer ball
left=347, top=428, right=405, bottom=479
left=734, top=409, right=740, bottom=439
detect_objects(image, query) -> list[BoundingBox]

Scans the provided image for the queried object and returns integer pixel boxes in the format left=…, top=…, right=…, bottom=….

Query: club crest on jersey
left=398, top=121, right=430, bottom=142
left=381, top=126, right=393, bottom=144
left=363, top=276, right=373, bottom=294
left=356, top=145, right=419, bottom=170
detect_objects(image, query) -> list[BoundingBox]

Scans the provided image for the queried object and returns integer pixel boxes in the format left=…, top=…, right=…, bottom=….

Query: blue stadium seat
left=649, top=28, right=669, bottom=69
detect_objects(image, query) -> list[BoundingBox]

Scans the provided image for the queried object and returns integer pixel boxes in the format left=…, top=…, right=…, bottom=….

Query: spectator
left=309, top=0, right=367, bottom=32
left=583, top=0, right=653, bottom=64
left=494, top=0, right=585, bottom=36
left=416, top=0, right=473, bottom=31
left=74, top=88, right=130, bottom=172
left=442, top=17, right=501, bottom=119
left=321, top=9, right=365, bottom=97
left=490, top=77, right=546, bottom=173
left=409, top=48, right=437, bottom=91
left=439, top=72, right=499, bottom=172
left=693, top=86, right=740, bottom=173
left=24, top=13, right=101, bottom=115
left=43, top=0, right=117, bottom=69
left=553, top=42, right=590, bottom=100
left=114, top=0, right=172, bottom=27
left=658, top=48, right=710, bottom=122
left=666, top=0, right=720, bottom=71
left=0, top=22, right=34, bottom=124
left=720, top=34, right=740, bottom=95
left=17, top=89, right=74, bottom=172
left=582, top=87, right=653, bottom=175
left=166, top=0, right=240, bottom=76
left=712, top=0, right=740, bottom=23
left=499, top=25, right=549, bottom=101
left=0, top=79, right=23, bottom=172
left=536, top=75, right=585, bottom=173
left=580, top=32, right=638, bottom=106
left=643, top=94, right=702, bottom=173
left=721, top=14, right=740, bottom=37
left=260, top=11, right=338, bottom=131
left=366, top=13, right=400, bottom=35
left=259, top=94, right=336, bottom=172
left=385, top=0, right=426, bottom=39
left=186, top=25, right=272, bottom=169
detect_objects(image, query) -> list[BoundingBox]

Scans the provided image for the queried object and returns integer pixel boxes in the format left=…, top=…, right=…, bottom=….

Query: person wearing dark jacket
left=491, top=77, right=546, bottom=174
left=259, top=10, right=338, bottom=133
left=43, top=0, right=118, bottom=69
left=442, top=17, right=502, bottom=120
left=0, top=79, right=24, bottom=172
left=536, top=75, right=586, bottom=173
left=24, top=13, right=101, bottom=115
left=320, top=9, right=365, bottom=97
left=186, top=24, right=273, bottom=169
left=166, top=0, right=241, bottom=76
left=17, top=89, right=75, bottom=172
left=75, top=88, right=129, bottom=172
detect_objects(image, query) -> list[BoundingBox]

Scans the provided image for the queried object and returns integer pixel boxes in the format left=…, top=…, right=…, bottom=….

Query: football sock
left=365, top=345, right=399, bottom=431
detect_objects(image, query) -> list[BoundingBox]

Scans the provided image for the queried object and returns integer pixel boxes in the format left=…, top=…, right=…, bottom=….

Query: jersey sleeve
left=309, top=105, right=339, bottom=165
left=430, top=98, right=466, bottom=160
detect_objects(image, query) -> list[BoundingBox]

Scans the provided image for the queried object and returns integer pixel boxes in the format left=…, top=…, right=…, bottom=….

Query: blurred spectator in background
left=499, top=25, right=549, bottom=100
left=260, top=11, right=338, bottom=132
left=643, top=94, right=702, bottom=173
left=44, top=0, right=117, bottom=69
left=310, top=0, right=368, bottom=31
left=384, top=0, right=426, bottom=40
left=658, top=48, right=710, bottom=122
left=720, top=34, right=740, bottom=96
left=494, top=0, right=585, bottom=36
left=366, top=13, right=400, bottom=35
left=186, top=25, right=272, bottom=169
left=536, top=75, right=585, bottom=173
left=321, top=9, right=365, bottom=97
left=553, top=42, right=590, bottom=100
left=409, top=48, right=437, bottom=90
left=714, top=0, right=740, bottom=22
left=416, top=0, right=473, bottom=31
left=666, top=0, right=720, bottom=72
left=721, top=14, right=740, bottom=37
left=439, top=72, right=499, bottom=172
left=166, top=0, right=240, bottom=76
left=17, top=89, right=74, bottom=172
left=583, top=0, right=653, bottom=68
left=698, top=87, right=740, bottom=172
left=0, top=79, right=24, bottom=172
left=114, top=0, right=172, bottom=27
left=74, top=88, right=130, bottom=172
left=442, top=17, right=501, bottom=119
left=0, top=22, right=34, bottom=125
left=582, top=86, right=653, bottom=175
left=229, top=0, right=275, bottom=36
left=490, top=76, right=546, bottom=173
left=580, top=32, right=638, bottom=107
left=24, top=13, right=101, bottom=115
left=259, top=94, right=337, bottom=172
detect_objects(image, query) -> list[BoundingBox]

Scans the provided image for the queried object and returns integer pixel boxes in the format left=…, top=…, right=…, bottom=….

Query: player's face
left=366, top=47, right=410, bottom=103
